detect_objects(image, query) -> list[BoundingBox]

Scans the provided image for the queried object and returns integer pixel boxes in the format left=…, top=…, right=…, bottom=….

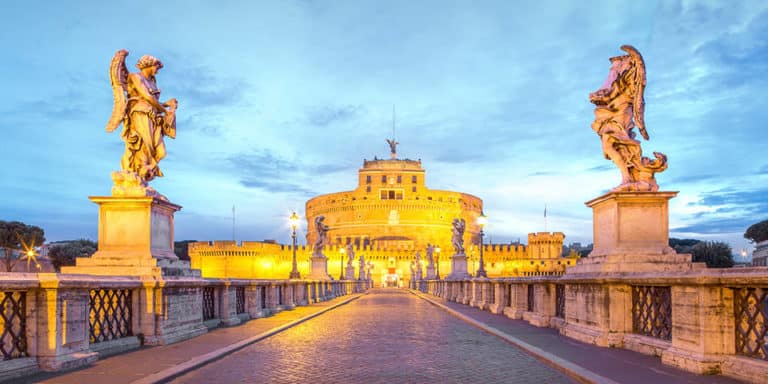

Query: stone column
left=524, top=283, right=556, bottom=327
left=246, top=285, right=264, bottom=319
left=503, top=283, right=527, bottom=319
left=219, top=282, right=241, bottom=326
left=661, top=285, right=734, bottom=374
left=488, top=282, right=506, bottom=314
left=34, top=275, right=97, bottom=371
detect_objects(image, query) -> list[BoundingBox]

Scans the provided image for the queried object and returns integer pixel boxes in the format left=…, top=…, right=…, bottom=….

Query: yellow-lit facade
left=189, top=154, right=575, bottom=284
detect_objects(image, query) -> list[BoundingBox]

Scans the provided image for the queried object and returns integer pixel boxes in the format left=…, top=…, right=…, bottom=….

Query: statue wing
left=621, top=45, right=648, bottom=140
left=106, top=49, right=130, bottom=133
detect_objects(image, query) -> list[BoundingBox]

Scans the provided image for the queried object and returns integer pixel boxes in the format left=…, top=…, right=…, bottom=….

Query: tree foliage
left=0, top=220, right=45, bottom=272
left=744, top=219, right=768, bottom=243
left=48, top=239, right=97, bottom=271
left=174, top=240, right=197, bottom=261
left=669, top=238, right=701, bottom=254
left=691, top=241, right=734, bottom=268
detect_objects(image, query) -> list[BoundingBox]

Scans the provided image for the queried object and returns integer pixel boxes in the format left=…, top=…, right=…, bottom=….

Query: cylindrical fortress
left=305, top=158, right=483, bottom=250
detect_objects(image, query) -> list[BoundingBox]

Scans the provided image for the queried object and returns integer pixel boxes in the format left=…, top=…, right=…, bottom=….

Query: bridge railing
left=415, top=268, right=768, bottom=383
left=0, top=273, right=368, bottom=382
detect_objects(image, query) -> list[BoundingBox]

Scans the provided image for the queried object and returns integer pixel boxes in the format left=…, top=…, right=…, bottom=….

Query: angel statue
left=106, top=49, right=178, bottom=186
left=426, top=243, right=435, bottom=265
left=313, top=215, right=329, bottom=257
left=451, top=218, right=466, bottom=255
left=346, top=244, right=355, bottom=267
left=589, top=45, right=667, bottom=192
left=386, top=138, right=398, bottom=159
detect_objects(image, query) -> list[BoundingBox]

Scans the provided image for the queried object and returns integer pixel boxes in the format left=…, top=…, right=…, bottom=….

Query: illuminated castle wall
left=305, top=157, right=483, bottom=249
left=189, top=233, right=573, bottom=281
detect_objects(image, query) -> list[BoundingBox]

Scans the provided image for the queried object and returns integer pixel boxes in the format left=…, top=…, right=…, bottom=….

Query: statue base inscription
left=446, top=253, right=471, bottom=280
left=567, top=191, right=703, bottom=274
left=62, top=193, right=199, bottom=277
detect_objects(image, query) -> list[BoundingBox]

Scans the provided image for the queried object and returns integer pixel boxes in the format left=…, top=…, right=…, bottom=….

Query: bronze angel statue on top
left=106, top=49, right=178, bottom=185
left=590, top=45, right=667, bottom=192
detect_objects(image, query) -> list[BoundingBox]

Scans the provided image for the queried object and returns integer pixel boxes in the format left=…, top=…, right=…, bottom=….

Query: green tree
left=0, top=220, right=46, bottom=272
left=744, top=219, right=768, bottom=244
left=48, top=239, right=98, bottom=271
left=174, top=240, right=197, bottom=261
left=669, top=238, right=701, bottom=254
left=691, top=241, right=734, bottom=268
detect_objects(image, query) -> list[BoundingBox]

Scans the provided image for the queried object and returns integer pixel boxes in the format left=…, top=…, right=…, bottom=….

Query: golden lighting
left=288, top=211, right=300, bottom=230
left=477, top=212, right=488, bottom=228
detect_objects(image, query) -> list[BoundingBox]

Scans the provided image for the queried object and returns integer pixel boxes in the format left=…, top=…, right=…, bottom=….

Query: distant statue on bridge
left=313, top=216, right=329, bottom=257
left=590, top=45, right=667, bottom=192
left=358, top=254, right=366, bottom=281
left=451, top=218, right=466, bottom=255
left=346, top=244, right=355, bottom=267
left=426, top=244, right=435, bottom=265
left=106, top=49, right=178, bottom=186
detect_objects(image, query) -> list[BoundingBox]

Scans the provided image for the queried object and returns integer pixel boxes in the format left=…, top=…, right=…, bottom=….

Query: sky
left=1, top=1, right=766, bottom=259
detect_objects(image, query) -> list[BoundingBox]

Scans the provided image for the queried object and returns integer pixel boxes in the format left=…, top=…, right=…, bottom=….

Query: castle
left=189, top=143, right=574, bottom=284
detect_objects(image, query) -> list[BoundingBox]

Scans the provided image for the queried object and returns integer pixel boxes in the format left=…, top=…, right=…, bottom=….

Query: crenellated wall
left=189, top=232, right=574, bottom=283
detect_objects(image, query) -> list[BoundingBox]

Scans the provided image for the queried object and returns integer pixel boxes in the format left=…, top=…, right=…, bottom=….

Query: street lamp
left=435, top=246, right=441, bottom=279
left=340, top=247, right=346, bottom=280
left=288, top=211, right=301, bottom=279
left=476, top=212, right=488, bottom=278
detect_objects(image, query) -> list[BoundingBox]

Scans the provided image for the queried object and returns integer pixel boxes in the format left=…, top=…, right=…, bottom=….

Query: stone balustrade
left=0, top=273, right=370, bottom=382
left=416, top=268, right=768, bottom=384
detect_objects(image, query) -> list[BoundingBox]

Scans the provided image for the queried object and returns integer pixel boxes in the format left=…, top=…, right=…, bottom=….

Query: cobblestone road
left=172, top=289, right=576, bottom=384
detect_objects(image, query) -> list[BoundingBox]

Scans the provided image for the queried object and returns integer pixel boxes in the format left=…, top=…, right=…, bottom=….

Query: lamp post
left=476, top=212, right=488, bottom=278
left=339, top=247, right=346, bottom=280
left=435, top=246, right=441, bottom=279
left=289, top=211, right=301, bottom=279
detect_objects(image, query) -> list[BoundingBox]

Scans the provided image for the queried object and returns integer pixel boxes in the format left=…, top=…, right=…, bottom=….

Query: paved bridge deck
left=23, top=288, right=744, bottom=384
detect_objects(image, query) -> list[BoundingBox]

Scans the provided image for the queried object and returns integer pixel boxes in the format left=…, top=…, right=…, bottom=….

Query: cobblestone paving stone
left=172, top=289, right=576, bottom=384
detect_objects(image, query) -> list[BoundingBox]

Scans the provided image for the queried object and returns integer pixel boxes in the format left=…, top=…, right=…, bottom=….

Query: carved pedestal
left=446, top=253, right=471, bottom=280
left=567, top=191, right=701, bottom=274
left=345, top=265, right=356, bottom=280
left=62, top=195, right=198, bottom=277
left=425, top=265, right=436, bottom=280
left=307, top=255, right=331, bottom=281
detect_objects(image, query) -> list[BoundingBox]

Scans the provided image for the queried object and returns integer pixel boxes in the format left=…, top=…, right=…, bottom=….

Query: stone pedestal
left=446, top=253, right=471, bottom=280
left=345, top=265, right=356, bottom=280
left=307, top=255, right=331, bottom=281
left=567, top=191, right=702, bottom=275
left=62, top=195, right=199, bottom=278
left=425, top=265, right=436, bottom=280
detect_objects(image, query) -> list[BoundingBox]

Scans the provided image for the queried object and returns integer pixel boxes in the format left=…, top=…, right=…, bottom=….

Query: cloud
left=677, top=186, right=768, bottom=235
left=229, top=150, right=299, bottom=179
left=757, top=164, right=768, bottom=175
left=239, top=178, right=316, bottom=195
left=585, top=164, right=613, bottom=172
left=669, top=174, right=719, bottom=184
left=306, top=105, right=364, bottom=127
left=527, top=171, right=558, bottom=177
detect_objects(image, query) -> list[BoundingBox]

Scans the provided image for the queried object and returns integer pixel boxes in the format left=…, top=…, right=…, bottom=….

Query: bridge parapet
left=416, top=267, right=768, bottom=383
left=0, top=273, right=368, bottom=382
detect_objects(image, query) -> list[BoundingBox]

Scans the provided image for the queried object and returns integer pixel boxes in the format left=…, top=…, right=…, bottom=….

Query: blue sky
left=1, top=1, right=766, bottom=259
